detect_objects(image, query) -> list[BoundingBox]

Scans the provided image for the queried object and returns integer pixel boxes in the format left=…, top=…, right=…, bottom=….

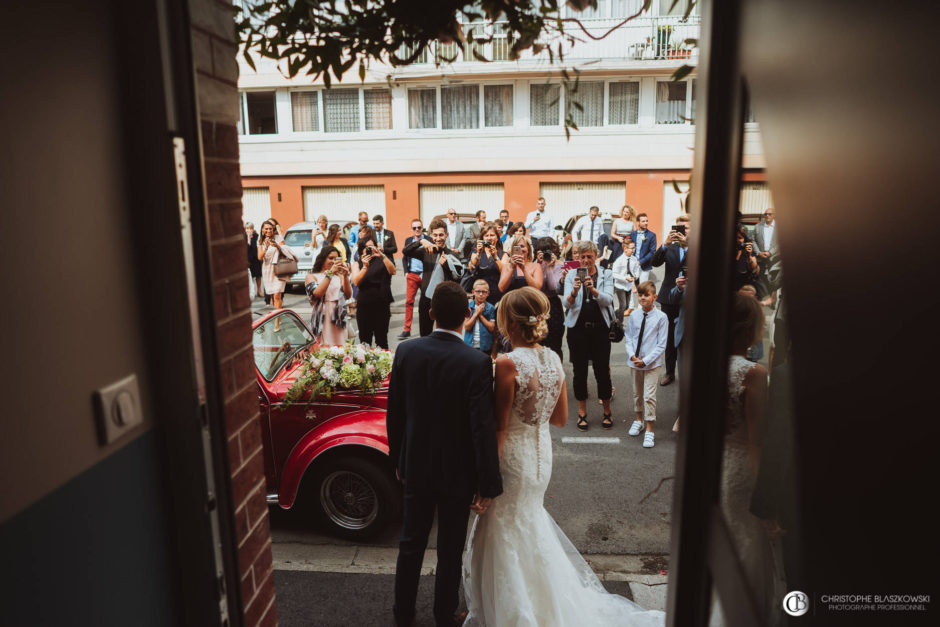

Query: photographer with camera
left=650, top=213, right=691, bottom=387
left=352, top=232, right=397, bottom=348
left=498, top=235, right=543, bottom=297
left=733, top=226, right=761, bottom=293
left=465, top=223, right=508, bottom=305
left=535, top=237, right=566, bottom=360
left=402, top=218, right=463, bottom=336
left=563, top=240, right=617, bottom=431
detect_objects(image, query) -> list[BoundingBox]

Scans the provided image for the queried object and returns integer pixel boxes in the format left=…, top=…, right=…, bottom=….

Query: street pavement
left=252, top=267, right=692, bottom=624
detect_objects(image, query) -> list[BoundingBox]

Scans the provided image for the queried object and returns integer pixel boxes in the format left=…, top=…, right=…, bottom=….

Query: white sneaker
left=628, top=420, right=644, bottom=436
left=643, top=432, right=655, bottom=448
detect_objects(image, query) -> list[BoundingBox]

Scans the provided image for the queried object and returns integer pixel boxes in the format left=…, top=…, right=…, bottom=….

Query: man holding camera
left=402, top=218, right=463, bottom=337
left=651, top=213, right=691, bottom=386
left=524, top=197, right=554, bottom=239
left=572, top=205, right=604, bottom=245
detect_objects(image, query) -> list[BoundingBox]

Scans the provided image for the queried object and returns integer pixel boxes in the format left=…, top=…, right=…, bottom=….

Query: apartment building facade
left=237, top=0, right=767, bottom=240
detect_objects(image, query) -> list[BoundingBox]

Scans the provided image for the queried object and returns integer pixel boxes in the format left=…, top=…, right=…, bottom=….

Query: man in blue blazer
left=651, top=214, right=691, bottom=386
left=387, top=281, right=502, bottom=626
left=629, top=213, right=657, bottom=283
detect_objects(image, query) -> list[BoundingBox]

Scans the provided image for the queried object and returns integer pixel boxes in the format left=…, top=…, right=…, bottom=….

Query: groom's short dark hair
left=431, top=282, right=468, bottom=330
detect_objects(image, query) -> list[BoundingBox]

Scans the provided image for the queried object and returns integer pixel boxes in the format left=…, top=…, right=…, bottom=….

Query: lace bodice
left=508, top=346, right=563, bottom=427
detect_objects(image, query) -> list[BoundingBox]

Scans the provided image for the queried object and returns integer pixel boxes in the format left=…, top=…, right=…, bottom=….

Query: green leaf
left=358, top=61, right=366, bottom=81
left=671, top=64, right=694, bottom=82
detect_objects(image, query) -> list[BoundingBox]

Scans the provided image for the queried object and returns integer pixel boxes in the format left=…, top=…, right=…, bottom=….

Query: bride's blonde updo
left=497, top=286, right=550, bottom=344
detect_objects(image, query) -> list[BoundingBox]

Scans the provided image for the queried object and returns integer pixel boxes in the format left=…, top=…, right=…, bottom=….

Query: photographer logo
left=783, top=591, right=809, bottom=617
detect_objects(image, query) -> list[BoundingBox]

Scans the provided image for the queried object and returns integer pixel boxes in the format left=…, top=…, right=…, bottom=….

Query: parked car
left=252, top=309, right=400, bottom=539
left=282, top=222, right=320, bottom=291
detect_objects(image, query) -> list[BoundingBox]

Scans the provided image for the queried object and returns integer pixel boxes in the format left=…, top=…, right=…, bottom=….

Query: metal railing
left=399, top=15, right=700, bottom=65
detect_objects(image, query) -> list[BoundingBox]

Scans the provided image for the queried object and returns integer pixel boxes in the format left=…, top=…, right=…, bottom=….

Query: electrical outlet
left=94, top=374, right=143, bottom=445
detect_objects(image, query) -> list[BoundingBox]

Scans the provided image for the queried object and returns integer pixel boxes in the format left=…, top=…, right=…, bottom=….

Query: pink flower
left=366, top=365, right=375, bottom=374
left=342, top=355, right=353, bottom=365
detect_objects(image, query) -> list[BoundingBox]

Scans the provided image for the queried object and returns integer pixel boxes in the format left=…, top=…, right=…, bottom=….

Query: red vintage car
left=252, top=309, right=400, bottom=539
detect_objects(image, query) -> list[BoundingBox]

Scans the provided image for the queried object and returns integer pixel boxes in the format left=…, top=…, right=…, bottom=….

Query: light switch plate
left=94, top=373, right=144, bottom=445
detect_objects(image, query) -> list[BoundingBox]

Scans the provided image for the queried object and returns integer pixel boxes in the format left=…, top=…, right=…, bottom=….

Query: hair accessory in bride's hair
left=527, top=314, right=543, bottom=323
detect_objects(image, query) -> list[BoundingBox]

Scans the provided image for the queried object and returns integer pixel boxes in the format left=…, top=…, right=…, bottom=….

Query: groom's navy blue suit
left=387, top=329, right=502, bottom=626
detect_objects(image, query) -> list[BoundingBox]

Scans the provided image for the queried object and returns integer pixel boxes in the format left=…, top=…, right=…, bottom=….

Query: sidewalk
left=272, top=542, right=669, bottom=625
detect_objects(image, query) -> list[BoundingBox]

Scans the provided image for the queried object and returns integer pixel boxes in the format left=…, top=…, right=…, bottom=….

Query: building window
left=608, top=81, right=639, bottom=125
left=484, top=85, right=513, bottom=127
left=569, top=81, right=604, bottom=127
left=243, top=91, right=277, bottom=134
left=655, top=80, right=688, bottom=124
left=408, top=88, right=437, bottom=129
left=323, top=88, right=360, bottom=132
left=530, top=84, right=560, bottom=126
left=291, top=92, right=319, bottom=132
left=441, top=85, right=479, bottom=129
left=364, top=89, right=392, bottom=130
left=690, top=79, right=698, bottom=124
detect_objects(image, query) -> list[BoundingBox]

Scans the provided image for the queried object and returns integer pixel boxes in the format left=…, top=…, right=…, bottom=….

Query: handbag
left=274, top=253, right=298, bottom=278
left=608, top=319, right=625, bottom=343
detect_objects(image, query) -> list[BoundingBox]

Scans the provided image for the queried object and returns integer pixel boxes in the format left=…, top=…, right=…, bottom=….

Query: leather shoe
left=453, top=610, right=469, bottom=626
left=396, top=331, right=411, bottom=339
left=659, top=373, right=675, bottom=386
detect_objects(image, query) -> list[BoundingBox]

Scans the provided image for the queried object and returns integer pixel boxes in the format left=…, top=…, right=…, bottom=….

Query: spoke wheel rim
left=320, top=470, right=379, bottom=530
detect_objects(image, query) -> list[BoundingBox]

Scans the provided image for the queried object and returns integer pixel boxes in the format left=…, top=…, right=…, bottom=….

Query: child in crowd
left=611, top=238, right=640, bottom=320
left=738, top=285, right=765, bottom=362
left=624, top=281, right=669, bottom=448
left=464, top=279, right=496, bottom=354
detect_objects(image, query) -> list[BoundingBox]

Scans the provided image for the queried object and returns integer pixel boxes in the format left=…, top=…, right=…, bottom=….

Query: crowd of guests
left=246, top=201, right=782, bottom=453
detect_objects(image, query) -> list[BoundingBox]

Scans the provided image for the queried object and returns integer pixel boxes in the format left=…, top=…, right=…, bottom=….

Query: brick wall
left=189, top=1, right=277, bottom=625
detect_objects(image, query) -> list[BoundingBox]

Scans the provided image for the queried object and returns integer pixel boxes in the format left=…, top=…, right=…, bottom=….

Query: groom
left=387, top=281, right=503, bottom=627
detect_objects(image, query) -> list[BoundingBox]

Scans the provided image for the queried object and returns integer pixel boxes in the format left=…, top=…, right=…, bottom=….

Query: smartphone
left=562, top=260, right=581, bottom=270
left=672, top=224, right=687, bottom=235
left=576, top=267, right=589, bottom=281
left=512, top=244, right=524, bottom=257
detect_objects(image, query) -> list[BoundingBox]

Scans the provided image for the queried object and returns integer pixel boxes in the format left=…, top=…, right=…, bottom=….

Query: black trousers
left=394, top=489, right=473, bottom=626
left=418, top=295, right=433, bottom=337
left=660, top=302, right=681, bottom=377
left=566, top=322, right=612, bottom=401
left=357, top=298, right=390, bottom=348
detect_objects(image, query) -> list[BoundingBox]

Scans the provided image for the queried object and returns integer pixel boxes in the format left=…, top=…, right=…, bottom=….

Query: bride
left=462, top=287, right=665, bottom=626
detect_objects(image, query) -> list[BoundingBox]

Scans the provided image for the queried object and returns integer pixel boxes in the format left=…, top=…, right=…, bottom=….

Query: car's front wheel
left=307, top=455, right=399, bottom=540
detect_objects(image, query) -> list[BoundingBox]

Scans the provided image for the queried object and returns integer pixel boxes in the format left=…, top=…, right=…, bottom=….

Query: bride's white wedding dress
left=462, top=346, right=665, bottom=626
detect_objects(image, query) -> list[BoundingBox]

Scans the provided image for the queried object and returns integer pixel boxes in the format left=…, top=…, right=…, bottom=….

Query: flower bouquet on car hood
left=284, top=341, right=393, bottom=406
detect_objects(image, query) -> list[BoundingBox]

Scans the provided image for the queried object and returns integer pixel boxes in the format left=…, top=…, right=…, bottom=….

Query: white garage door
left=739, top=182, right=773, bottom=217
left=538, top=182, right=626, bottom=227
left=418, top=184, right=505, bottom=224
left=662, top=180, right=690, bottom=235
left=242, top=187, right=271, bottom=229
left=302, top=185, right=386, bottom=225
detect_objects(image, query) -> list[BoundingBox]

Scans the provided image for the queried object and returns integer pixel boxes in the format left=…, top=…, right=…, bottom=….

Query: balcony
left=397, top=14, right=700, bottom=70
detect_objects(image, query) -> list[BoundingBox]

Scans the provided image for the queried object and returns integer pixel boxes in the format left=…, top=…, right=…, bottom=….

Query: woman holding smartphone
left=466, top=223, right=508, bottom=305
left=257, top=219, right=296, bottom=310
left=536, top=237, right=566, bottom=360
left=305, top=246, right=352, bottom=346
left=351, top=232, right=397, bottom=348
left=498, top=235, right=543, bottom=296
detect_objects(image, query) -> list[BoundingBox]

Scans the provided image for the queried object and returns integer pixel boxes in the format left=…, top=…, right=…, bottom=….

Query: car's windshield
left=284, top=230, right=312, bottom=247
left=253, top=313, right=314, bottom=380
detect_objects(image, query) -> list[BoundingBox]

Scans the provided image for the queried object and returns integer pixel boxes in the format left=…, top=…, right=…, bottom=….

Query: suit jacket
left=386, top=331, right=502, bottom=498
left=630, top=229, right=657, bottom=270
left=444, top=219, right=467, bottom=258
left=402, top=238, right=458, bottom=292
left=402, top=234, right=427, bottom=274
left=753, top=221, right=778, bottom=260
left=669, top=285, right=685, bottom=346
left=372, top=228, right=398, bottom=260
left=651, top=243, right=689, bottom=305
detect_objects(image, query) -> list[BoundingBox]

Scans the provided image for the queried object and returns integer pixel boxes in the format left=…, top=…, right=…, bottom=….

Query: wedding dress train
left=462, top=346, right=665, bottom=626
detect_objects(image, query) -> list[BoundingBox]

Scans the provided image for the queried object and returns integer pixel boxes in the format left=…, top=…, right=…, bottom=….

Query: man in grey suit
left=752, top=208, right=778, bottom=299
left=465, top=210, right=487, bottom=258
left=444, top=208, right=467, bottom=261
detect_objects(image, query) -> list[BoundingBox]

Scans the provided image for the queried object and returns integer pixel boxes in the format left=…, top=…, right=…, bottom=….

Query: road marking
left=561, top=436, right=621, bottom=444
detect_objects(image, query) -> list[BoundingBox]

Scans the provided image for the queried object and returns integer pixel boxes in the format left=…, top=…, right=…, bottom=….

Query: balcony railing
left=400, top=15, right=700, bottom=66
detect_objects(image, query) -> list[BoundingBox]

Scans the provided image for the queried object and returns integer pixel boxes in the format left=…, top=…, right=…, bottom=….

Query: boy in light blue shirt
left=464, top=280, right=496, bottom=353
left=624, top=281, right=669, bottom=448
